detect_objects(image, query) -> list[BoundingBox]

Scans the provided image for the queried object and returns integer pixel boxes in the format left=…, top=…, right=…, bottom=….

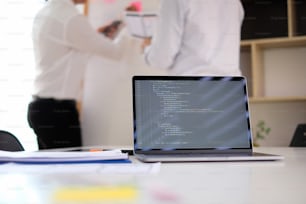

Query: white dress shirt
left=145, top=0, right=244, bottom=76
left=32, top=0, right=128, bottom=100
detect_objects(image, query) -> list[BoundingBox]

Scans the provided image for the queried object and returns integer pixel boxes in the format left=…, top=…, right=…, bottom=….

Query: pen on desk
left=89, top=148, right=104, bottom=152
left=89, top=148, right=134, bottom=155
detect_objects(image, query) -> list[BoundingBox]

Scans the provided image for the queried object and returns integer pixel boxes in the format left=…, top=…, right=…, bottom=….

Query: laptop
left=132, top=76, right=283, bottom=162
left=290, top=124, right=306, bottom=147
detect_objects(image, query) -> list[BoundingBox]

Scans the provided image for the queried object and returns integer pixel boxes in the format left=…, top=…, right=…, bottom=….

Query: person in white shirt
left=143, top=0, right=244, bottom=76
left=27, top=0, right=127, bottom=149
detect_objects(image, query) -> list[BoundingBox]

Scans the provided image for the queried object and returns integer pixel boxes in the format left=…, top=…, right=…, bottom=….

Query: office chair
left=0, top=130, right=24, bottom=151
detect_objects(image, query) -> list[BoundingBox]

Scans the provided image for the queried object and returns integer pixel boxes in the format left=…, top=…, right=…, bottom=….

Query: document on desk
left=125, top=11, right=157, bottom=38
left=0, top=162, right=161, bottom=174
left=0, top=150, right=129, bottom=164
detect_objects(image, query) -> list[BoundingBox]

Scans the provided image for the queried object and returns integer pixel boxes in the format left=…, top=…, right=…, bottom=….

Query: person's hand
left=97, top=21, right=123, bottom=40
left=126, top=5, right=137, bottom=11
left=126, top=1, right=142, bottom=12
left=141, top=38, right=152, bottom=52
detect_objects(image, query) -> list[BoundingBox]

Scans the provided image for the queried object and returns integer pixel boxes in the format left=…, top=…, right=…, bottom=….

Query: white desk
left=0, top=147, right=305, bottom=204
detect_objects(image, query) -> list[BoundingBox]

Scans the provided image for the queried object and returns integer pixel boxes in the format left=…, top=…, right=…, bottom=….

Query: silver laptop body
left=132, top=76, right=283, bottom=162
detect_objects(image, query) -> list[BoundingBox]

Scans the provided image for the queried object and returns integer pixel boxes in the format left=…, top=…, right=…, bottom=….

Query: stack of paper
left=0, top=150, right=129, bottom=164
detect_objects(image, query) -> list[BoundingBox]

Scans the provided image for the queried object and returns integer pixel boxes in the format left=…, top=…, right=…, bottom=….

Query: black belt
left=32, top=95, right=76, bottom=104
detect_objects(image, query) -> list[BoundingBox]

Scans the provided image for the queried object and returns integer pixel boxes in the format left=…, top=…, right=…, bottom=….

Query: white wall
left=263, top=47, right=306, bottom=97
left=0, top=0, right=47, bottom=151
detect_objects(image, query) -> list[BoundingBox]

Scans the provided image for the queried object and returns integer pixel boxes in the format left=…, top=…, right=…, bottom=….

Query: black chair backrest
left=290, top=124, right=306, bottom=147
left=0, top=130, right=24, bottom=151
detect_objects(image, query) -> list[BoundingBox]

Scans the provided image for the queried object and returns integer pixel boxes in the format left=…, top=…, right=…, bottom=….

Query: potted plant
left=253, top=120, right=271, bottom=147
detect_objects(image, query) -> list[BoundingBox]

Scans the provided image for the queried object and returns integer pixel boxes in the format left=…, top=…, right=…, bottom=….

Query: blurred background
left=0, top=0, right=305, bottom=151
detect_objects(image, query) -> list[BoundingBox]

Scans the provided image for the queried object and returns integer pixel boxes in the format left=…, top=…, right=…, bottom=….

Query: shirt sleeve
left=144, top=0, right=186, bottom=70
left=65, top=14, right=128, bottom=61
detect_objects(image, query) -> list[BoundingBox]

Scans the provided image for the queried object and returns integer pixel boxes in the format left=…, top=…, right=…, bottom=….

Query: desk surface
left=0, top=147, right=305, bottom=204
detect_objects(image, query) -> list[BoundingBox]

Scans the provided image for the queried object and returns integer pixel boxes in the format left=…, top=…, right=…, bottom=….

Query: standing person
left=143, top=0, right=244, bottom=76
left=27, top=0, right=128, bottom=149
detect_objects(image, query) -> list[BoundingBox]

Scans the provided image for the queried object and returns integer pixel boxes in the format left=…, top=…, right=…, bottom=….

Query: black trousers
left=27, top=97, right=82, bottom=150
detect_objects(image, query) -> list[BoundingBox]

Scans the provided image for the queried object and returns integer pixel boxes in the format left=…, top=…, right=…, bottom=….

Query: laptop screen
left=133, top=76, right=253, bottom=153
